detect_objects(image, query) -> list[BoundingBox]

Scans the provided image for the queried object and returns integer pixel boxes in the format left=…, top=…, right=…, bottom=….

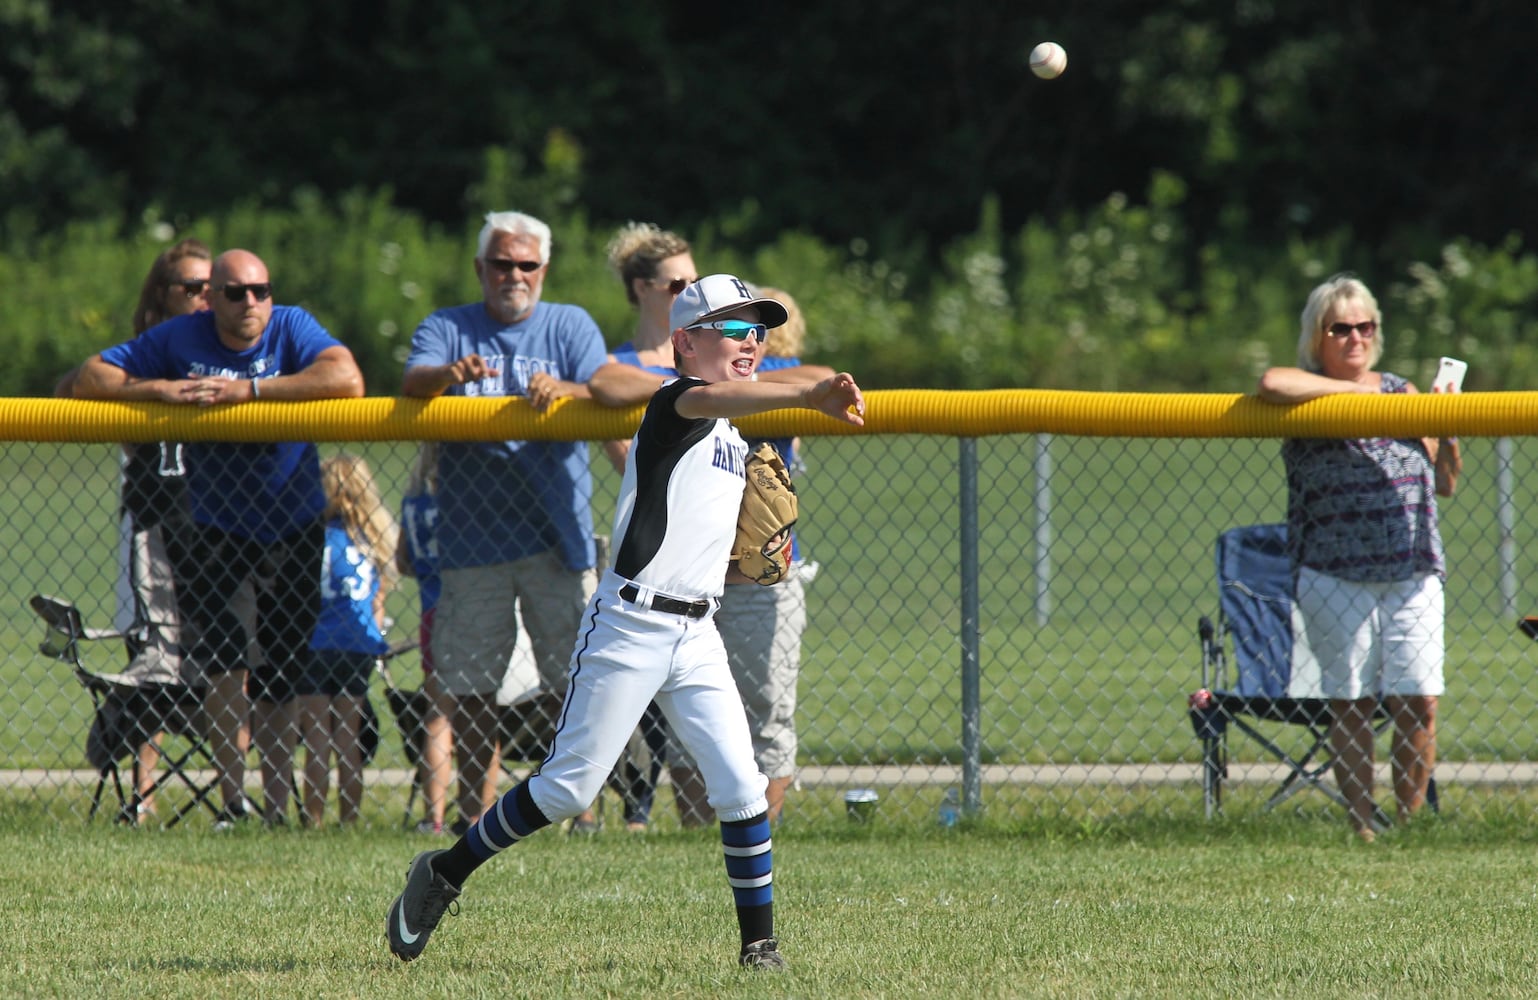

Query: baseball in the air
left=1029, top=41, right=1068, bottom=80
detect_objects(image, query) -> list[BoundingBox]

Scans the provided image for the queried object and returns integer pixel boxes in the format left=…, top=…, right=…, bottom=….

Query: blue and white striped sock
left=433, top=782, right=550, bottom=887
left=721, top=812, right=774, bottom=945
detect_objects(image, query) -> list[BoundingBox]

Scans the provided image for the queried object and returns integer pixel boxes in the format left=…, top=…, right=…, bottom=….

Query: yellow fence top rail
left=2, top=390, right=1537, bottom=443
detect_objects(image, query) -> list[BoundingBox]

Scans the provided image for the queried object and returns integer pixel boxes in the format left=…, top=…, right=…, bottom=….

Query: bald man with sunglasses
left=76, top=248, right=364, bottom=829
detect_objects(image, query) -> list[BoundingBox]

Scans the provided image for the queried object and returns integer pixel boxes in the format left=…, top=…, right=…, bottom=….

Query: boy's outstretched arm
left=675, top=372, right=865, bottom=425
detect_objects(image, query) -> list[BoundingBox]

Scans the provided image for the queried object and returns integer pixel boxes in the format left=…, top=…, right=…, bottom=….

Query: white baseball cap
left=669, top=273, right=789, bottom=332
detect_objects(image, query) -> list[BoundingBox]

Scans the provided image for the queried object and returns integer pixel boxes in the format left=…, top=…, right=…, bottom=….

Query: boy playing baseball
left=386, top=274, right=865, bottom=971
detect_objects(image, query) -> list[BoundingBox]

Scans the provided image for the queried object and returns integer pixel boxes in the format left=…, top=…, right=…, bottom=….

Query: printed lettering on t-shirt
left=406, top=503, right=439, bottom=563
left=187, top=354, right=277, bottom=380
left=711, top=437, right=747, bottom=478
left=460, top=354, right=504, bottom=396
left=157, top=443, right=186, bottom=477
left=509, top=356, right=559, bottom=395
left=460, top=354, right=561, bottom=397
left=187, top=362, right=241, bottom=379
left=321, top=542, right=375, bottom=602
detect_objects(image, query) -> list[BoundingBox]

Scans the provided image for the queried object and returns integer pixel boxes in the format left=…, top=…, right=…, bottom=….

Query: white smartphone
left=1433, top=356, right=1467, bottom=394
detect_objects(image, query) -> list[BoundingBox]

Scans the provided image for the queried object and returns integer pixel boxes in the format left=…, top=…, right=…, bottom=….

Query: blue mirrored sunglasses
left=686, top=319, right=770, bottom=343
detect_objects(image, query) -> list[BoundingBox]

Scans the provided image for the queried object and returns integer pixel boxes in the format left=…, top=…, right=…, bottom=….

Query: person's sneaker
left=212, top=797, right=259, bottom=832
left=117, top=801, right=154, bottom=827
left=385, top=850, right=461, bottom=962
left=739, top=938, right=786, bottom=970
left=415, top=818, right=446, bottom=836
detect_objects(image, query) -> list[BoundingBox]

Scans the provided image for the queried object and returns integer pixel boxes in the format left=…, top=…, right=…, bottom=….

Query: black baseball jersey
left=611, top=377, right=748, bottom=600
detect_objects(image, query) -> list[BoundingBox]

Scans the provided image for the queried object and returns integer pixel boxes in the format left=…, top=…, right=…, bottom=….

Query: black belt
left=619, top=584, right=711, bottom=620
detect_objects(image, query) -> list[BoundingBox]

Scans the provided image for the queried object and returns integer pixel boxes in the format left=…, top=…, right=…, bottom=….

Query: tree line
left=2, top=1, right=1533, bottom=394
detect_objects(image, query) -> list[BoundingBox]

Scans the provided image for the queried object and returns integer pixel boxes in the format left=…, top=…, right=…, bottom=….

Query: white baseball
left=1030, top=41, right=1068, bottom=80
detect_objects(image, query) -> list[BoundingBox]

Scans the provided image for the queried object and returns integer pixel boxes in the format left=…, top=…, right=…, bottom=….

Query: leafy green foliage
left=3, top=2, right=1535, bottom=259
left=1, top=175, right=1535, bottom=395
left=3, top=4, right=1535, bottom=392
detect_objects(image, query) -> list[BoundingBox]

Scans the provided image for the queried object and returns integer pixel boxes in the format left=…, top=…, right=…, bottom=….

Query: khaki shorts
left=715, top=572, right=806, bottom=778
left=433, top=552, right=597, bottom=698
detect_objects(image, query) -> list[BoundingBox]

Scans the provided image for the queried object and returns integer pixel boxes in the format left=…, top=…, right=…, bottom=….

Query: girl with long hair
left=297, top=453, right=399, bottom=826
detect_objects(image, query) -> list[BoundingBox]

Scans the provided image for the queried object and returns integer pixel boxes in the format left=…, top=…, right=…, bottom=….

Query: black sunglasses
left=1326, top=320, right=1377, bottom=339
left=662, top=276, right=700, bottom=295
left=171, top=279, right=209, bottom=299
left=485, top=257, right=543, bottom=274
left=215, top=282, right=273, bottom=303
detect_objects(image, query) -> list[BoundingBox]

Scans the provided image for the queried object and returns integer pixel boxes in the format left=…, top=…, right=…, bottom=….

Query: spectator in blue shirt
left=75, top=248, right=365, bottom=828
left=402, top=212, right=624, bottom=833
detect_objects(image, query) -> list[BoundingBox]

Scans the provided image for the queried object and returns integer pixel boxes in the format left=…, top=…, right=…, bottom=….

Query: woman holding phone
left=1258, top=273, right=1463, bottom=841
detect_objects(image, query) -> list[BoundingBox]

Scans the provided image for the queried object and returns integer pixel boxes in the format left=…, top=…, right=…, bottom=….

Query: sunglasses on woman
left=657, top=276, right=700, bottom=296
left=171, top=279, right=209, bottom=299
left=1326, top=320, right=1377, bottom=339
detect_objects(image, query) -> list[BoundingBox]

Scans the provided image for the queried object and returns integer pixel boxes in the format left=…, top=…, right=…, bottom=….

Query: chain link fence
left=4, top=394, right=1538, bottom=832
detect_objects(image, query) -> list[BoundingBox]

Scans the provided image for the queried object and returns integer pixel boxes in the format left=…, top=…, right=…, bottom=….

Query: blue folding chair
left=1188, top=524, right=1433, bottom=822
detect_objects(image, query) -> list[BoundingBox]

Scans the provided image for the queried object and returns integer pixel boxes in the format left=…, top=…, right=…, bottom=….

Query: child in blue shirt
left=297, top=453, right=399, bottom=827
left=397, top=443, right=453, bottom=834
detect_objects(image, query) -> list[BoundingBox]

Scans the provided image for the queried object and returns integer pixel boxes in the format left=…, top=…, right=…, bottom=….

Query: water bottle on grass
left=938, top=787, right=960, bottom=828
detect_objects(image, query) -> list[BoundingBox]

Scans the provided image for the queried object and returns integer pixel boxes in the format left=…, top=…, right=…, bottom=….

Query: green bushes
left=3, top=182, right=1533, bottom=396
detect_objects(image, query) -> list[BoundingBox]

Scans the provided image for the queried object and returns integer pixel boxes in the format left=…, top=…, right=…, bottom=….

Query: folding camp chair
left=374, top=641, right=431, bottom=828
left=1187, top=524, right=1434, bottom=823
left=376, top=641, right=557, bottom=828
left=29, top=594, right=218, bottom=827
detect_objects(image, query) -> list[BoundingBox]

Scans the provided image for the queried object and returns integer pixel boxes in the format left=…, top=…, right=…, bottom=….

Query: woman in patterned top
left=1258, top=273, right=1462, bottom=842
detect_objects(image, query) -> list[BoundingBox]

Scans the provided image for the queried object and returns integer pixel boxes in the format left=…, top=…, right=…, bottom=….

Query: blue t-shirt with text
left=405, top=301, right=605, bottom=570
left=310, top=519, right=389, bottom=655
left=100, top=306, right=343, bottom=541
left=399, top=490, right=442, bottom=613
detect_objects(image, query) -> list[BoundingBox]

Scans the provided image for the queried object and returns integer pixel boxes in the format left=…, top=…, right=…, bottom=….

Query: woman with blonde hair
left=1258, top=273, right=1462, bottom=841
left=605, top=222, right=697, bottom=370
left=298, top=452, right=399, bottom=826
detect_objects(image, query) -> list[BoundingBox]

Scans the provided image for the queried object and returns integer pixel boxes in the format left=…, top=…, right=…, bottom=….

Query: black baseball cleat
left=739, top=937, right=787, bottom=970
left=386, top=850, right=461, bottom=961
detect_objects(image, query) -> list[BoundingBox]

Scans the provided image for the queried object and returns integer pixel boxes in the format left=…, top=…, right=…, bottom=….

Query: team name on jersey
left=712, top=437, right=747, bottom=478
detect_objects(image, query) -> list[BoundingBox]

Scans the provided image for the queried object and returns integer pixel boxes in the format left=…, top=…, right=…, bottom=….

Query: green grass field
left=4, top=434, right=1538, bottom=827
left=8, top=807, right=1538, bottom=999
